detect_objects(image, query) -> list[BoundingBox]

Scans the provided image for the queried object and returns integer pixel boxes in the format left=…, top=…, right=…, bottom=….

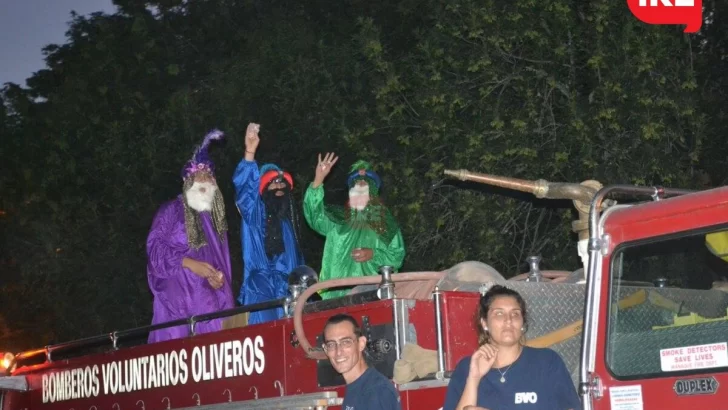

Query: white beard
left=349, top=185, right=370, bottom=211
left=185, top=181, right=217, bottom=212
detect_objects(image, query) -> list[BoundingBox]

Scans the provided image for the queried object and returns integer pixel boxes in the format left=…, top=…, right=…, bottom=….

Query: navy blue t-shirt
left=341, top=367, right=402, bottom=410
left=443, top=346, right=582, bottom=410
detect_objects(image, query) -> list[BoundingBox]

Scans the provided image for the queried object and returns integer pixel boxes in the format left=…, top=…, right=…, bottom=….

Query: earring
left=484, top=327, right=488, bottom=332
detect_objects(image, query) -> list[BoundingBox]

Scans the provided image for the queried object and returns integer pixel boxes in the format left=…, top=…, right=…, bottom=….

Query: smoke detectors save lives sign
left=660, top=342, right=728, bottom=372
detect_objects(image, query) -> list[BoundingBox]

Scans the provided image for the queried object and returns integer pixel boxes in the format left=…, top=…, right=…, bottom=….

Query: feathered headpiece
left=182, top=129, right=225, bottom=180
left=347, top=159, right=382, bottom=195
left=259, top=163, right=294, bottom=194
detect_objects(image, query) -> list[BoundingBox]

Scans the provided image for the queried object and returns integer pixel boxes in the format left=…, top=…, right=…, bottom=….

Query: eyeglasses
left=322, top=337, right=356, bottom=353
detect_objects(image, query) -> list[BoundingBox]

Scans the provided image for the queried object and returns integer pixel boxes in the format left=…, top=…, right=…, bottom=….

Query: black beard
left=263, top=189, right=289, bottom=218
left=262, top=189, right=290, bottom=259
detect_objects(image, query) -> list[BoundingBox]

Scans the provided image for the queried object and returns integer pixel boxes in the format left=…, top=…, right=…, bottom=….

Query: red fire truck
left=2, top=169, right=727, bottom=410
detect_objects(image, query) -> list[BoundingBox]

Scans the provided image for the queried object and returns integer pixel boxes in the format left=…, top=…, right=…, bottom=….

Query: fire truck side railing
left=11, top=297, right=288, bottom=368
left=12, top=268, right=441, bottom=372
left=433, top=286, right=446, bottom=379
left=174, top=391, right=342, bottom=410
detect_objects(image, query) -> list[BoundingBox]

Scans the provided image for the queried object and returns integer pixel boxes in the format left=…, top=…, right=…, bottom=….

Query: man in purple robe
left=146, top=129, right=235, bottom=343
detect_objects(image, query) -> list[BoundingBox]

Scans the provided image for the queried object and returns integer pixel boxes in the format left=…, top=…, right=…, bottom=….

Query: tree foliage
left=1, top=0, right=725, bottom=351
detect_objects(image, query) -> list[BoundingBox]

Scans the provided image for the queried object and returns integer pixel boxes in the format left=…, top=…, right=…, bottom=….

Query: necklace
left=495, top=347, right=523, bottom=383
left=496, top=363, right=513, bottom=383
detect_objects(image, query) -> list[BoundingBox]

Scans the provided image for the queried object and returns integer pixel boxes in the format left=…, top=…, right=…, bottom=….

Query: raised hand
left=245, top=123, right=260, bottom=155
left=468, top=344, right=498, bottom=381
left=312, top=152, right=339, bottom=188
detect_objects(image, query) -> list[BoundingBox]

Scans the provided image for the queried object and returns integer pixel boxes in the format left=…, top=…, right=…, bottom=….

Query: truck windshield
left=607, top=228, right=728, bottom=379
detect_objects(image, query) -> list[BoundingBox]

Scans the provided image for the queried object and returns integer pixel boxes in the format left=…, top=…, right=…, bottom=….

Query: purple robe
left=146, top=196, right=234, bottom=343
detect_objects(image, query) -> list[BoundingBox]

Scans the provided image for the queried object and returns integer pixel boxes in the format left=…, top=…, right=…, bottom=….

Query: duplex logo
left=514, top=392, right=538, bottom=404
left=673, top=376, right=719, bottom=396
left=627, top=0, right=703, bottom=33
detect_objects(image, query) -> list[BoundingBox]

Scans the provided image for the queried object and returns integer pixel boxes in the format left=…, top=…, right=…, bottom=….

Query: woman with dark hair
left=443, top=285, right=581, bottom=410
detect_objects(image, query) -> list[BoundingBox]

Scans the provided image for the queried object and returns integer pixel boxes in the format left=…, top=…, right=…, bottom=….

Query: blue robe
left=233, top=159, right=304, bottom=324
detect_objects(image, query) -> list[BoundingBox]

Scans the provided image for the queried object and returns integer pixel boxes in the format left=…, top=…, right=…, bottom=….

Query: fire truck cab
left=1, top=169, right=727, bottom=410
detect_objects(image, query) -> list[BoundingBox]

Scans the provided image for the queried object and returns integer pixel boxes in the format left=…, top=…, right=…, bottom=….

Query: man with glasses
left=321, top=314, right=401, bottom=409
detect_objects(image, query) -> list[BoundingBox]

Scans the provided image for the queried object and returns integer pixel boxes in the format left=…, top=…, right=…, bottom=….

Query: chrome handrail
left=12, top=298, right=287, bottom=366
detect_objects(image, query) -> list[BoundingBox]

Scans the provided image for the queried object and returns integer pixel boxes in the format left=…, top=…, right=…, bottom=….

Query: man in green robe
left=303, top=152, right=406, bottom=299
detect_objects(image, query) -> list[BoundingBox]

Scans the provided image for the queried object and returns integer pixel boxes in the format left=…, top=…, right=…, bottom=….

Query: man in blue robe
left=232, top=123, right=305, bottom=324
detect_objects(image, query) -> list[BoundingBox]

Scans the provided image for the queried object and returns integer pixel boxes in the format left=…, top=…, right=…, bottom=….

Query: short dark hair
left=475, top=285, right=529, bottom=345
left=322, top=313, right=363, bottom=340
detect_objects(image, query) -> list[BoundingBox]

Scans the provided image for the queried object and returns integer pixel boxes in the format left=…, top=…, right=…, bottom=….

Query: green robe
left=303, top=183, right=406, bottom=299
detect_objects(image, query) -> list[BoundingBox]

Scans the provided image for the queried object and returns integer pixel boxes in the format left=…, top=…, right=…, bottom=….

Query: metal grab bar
left=13, top=298, right=288, bottom=366
left=292, top=271, right=445, bottom=360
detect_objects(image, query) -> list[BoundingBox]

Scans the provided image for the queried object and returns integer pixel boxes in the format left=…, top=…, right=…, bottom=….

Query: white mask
left=185, top=181, right=217, bottom=212
left=348, top=184, right=370, bottom=211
